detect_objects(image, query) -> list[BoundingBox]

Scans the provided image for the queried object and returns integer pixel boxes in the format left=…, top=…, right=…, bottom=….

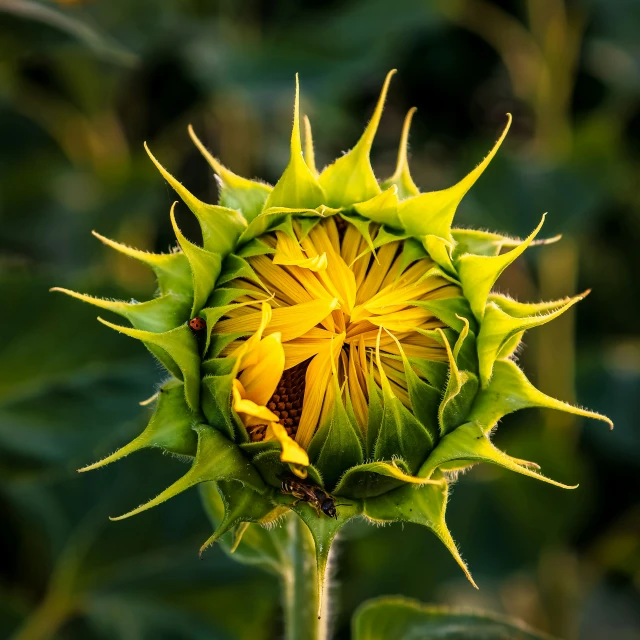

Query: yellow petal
left=356, top=241, right=400, bottom=305
left=275, top=252, right=328, bottom=271
left=273, top=231, right=328, bottom=272
left=216, top=297, right=340, bottom=343
left=296, top=334, right=345, bottom=448
left=232, top=379, right=279, bottom=423
left=233, top=302, right=272, bottom=368
left=366, top=307, right=435, bottom=333
left=250, top=255, right=314, bottom=306
left=348, top=343, right=369, bottom=431
left=268, top=422, right=310, bottom=471
left=303, top=115, right=318, bottom=176
left=239, top=332, right=286, bottom=406
left=282, top=336, right=334, bottom=369
left=302, top=224, right=357, bottom=312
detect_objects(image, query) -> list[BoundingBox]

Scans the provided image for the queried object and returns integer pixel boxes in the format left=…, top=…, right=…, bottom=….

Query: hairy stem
left=282, top=515, right=330, bottom=640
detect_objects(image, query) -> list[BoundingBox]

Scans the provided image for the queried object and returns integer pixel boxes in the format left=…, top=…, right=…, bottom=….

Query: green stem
left=282, top=514, right=330, bottom=640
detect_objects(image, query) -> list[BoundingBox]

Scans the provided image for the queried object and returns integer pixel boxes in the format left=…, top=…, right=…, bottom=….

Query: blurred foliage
left=352, top=596, right=557, bottom=639
left=1, top=0, right=639, bottom=638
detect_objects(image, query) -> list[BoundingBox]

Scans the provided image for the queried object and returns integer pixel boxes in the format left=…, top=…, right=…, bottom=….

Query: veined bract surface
left=54, top=70, right=612, bottom=596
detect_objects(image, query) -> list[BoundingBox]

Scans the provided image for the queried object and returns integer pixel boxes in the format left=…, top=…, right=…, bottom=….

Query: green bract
left=54, top=71, right=612, bottom=600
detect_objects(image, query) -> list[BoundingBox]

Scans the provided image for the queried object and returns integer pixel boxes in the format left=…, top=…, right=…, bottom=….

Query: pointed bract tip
left=139, top=391, right=159, bottom=406
left=539, top=233, right=562, bottom=245
left=291, top=73, right=302, bottom=152
left=168, top=201, right=182, bottom=236
left=77, top=461, right=102, bottom=473
left=302, top=114, right=318, bottom=175
left=358, top=69, right=397, bottom=151
left=143, top=140, right=152, bottom=158
left=199, top=538, right=214, bottom=558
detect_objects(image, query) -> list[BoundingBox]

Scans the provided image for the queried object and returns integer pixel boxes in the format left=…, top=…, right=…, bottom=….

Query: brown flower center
left=248, top=360, right=310, bottom=442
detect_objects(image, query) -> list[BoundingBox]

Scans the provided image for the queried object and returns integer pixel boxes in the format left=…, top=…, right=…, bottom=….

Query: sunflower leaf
left=201, top=374, right=236, bottom=441
left=50, top=289, right=191, bottom=333
left=334, top=461, right=442, bottom=499
left=353, top=597, right=556, bottom=640
left=92, top=231, right=193, bottom=296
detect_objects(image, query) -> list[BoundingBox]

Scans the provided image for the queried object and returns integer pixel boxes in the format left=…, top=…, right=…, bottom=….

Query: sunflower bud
left=55, top=70, right=612, bottom=595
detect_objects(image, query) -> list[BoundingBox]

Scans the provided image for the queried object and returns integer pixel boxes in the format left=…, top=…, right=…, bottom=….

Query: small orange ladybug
left=189, top=316, right=207, bottom=333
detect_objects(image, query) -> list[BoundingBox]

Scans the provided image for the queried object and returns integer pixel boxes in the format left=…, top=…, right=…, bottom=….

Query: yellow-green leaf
left=145, top=142, right=247, bottom=255
left=91, top=231, right=192, bottom=296
left=419, top=422, right=578, bottom=490
left=97, top=318, right=201, bottom=410
left=363, top=480, right=476, bottom=588
left=169, top=202, right=222, bottom=315
left=468, top=359, right=613, bottom=432
left=79, top=381, right=197, bottom=472
left=263, top=75, right=325, bottom=210
left=477, top=291, right=586, bottom=386
left=353, top=597, right=556, bottom=640
left=397, top=115, right=511, bottom=241
left=189, top=124, right=272, bottom=223
left=353, top=186, right=400, bottom=228
left=110, top=425, right=266, bottom=521
left=319, top=70, right=396, bottom=207
left=457, top=213, right=546, bottom=321
left=50, top=288, right=190, bottom=333
left=380, top=107, right=420, bottom=199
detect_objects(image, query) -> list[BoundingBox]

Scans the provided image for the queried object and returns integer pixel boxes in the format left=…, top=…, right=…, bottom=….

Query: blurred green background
left=1, top=0, right=639, bottom=638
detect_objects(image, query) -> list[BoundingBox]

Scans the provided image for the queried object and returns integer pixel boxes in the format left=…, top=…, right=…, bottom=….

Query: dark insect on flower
left=189, top=316, right=207, bottom=333
left=281, top=475, right=344, bottom=519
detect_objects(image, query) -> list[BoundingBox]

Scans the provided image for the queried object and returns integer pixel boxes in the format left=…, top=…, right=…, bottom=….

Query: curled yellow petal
left=267, top=422, right=309, bottom=479
left=239, top=332, right=286, bottom=406
left=273, top=231, right=328, bottom=271
left=232, top=379, right=279, bottom=423
left=232, top=302, right=273, bottom=369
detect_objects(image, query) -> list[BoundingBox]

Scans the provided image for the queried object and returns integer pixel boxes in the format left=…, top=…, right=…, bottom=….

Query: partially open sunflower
left=54, top=70, right=611, bottom=594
